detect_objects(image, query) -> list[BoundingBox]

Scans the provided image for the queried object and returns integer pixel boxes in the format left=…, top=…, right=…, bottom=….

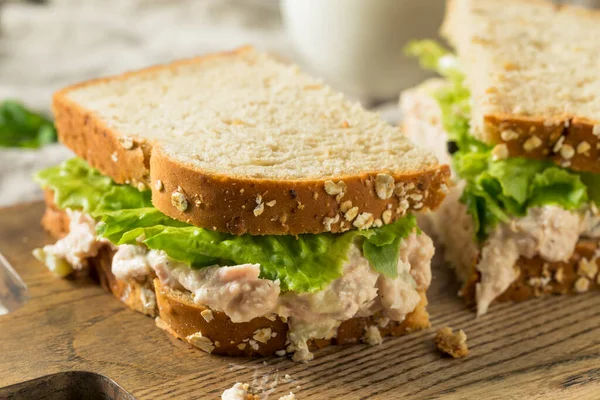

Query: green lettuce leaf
left=406, top=39, right=598, bottom=240
left=459, top=155, right=589, bottom=240
left=36, top=158, right=418, bottom=292
left=96, top=208, right=189, bottom=243
left=529, top=168, right=589, bottom=209
left=362, top=237, right=402, bottom=278
left=404, top=40, right=462, bottom=80
left=34, top=158, right=151, bottom=215
left=97, top=208, right=417, bottom=291
left=581, top=172, right=600, bottom=206
left=100, top=221, right=360, bottom=292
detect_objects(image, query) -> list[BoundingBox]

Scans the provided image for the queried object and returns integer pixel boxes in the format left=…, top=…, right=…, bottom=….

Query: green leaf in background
left=404, top=39, right=463, bottom=80
left=459, top=156, right=589, bottom=241
left=0, top=100, right=58, bottom=148
left=36, top=158, right=419, bottom=292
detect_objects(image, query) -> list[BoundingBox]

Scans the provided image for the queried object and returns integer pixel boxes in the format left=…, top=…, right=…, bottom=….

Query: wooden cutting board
left=1, top=202, right=600, bottom=399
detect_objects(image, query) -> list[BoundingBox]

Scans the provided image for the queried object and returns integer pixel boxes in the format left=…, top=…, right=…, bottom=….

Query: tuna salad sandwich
left=401, top=0, right=600, bottom=315
left=33, top=47, right=451, bottom=361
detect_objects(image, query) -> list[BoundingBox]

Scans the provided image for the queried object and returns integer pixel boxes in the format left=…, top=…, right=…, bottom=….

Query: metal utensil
left=0, top=250, right=28, bottom=315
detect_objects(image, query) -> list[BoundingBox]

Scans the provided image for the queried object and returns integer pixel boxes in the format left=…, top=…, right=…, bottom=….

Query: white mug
left=281, top=0, right=445, bottom=101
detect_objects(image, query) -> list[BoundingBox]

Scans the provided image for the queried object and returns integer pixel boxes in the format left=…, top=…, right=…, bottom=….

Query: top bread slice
left=442, top=0, right=600, bottom=174
left=52, top=46, right=450, bottom=235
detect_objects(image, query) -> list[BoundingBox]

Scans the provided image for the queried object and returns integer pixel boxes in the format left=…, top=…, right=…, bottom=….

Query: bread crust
left=483, top=114, right=600, bottom=174
left=41, top=190, right=71, bottom=239
left=460, top=239, right=600, bottom=306
left=52, top=46, right=451, bottom=235
left=52, top=93, right=152, bottom=188
left=40, top=201, right=431, bottom=357
left=150, top=146, right=450, bottom=235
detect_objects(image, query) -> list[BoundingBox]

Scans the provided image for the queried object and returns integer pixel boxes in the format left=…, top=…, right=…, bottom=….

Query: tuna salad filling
left=405, top=40, right=600, bottom=313
left=34, top=158, right=433, bottom=361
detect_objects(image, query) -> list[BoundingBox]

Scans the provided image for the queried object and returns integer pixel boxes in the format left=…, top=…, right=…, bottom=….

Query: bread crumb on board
left=221, top=382, right=296, bottom=400
left=433, top=327, right=469, bottom=358
left=221, top=382, right=259, bottom=400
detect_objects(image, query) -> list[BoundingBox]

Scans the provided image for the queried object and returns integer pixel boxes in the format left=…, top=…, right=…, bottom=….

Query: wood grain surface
left=1, top=202, right=600, bottom=400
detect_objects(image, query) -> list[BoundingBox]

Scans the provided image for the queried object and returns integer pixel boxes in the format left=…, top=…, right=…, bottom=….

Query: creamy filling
left=34, top=209, right=433, bottom=361
left=112, top=244, right=153, bottom=281
left=430, top=182, right=479, bottom=284
left=476, top=205, right=582, bottom=315
left=436, top=187, right=590, bottom=315
left=33, top=209, right=111, bottom=277
left=115, top=232, right=433, bottom=362
left=434, top=180, right=596, bottom=316
left=582, top=205, right=600, bottom=239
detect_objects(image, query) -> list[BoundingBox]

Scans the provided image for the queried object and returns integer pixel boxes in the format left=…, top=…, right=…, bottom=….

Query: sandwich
left=402, top=0, right=600, bottom=315
left=33, top=47, right=451, bottom=361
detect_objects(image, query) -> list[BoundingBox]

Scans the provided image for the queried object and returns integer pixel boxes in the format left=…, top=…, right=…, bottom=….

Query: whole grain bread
left=41, top=199, right=431, bottom=357
left=52, top=46, right=450, bottom=235
left=442, top=0, right=600, bottom=174
left=459, top=240, right=600, bottom=305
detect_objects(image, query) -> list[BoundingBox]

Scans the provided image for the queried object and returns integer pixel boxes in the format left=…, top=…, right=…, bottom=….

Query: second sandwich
left=403, top=0, right=600, bottom=315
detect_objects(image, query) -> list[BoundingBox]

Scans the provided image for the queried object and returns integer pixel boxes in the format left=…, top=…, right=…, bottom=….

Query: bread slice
left=155, top=278, right=429, bottom=357
left=460, top=240, right=600, bottom=304
left=442, top=0, right=600, bottom=174
left=52, top=46, right=450, bottom=235
left=40, top=197, right=431, bottom=357
left=401, top=79, right=600, bottom=307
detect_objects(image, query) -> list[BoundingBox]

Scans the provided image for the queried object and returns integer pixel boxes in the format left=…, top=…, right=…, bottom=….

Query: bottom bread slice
left=155, top=278, right=429, bottom=357
left=40, top=199, right=430, bottom=357
left=458, top=240, right=600, bottom=305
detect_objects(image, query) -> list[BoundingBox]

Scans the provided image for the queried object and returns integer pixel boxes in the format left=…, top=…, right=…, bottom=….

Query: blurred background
left=0, top=0, right=598, bottom=206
